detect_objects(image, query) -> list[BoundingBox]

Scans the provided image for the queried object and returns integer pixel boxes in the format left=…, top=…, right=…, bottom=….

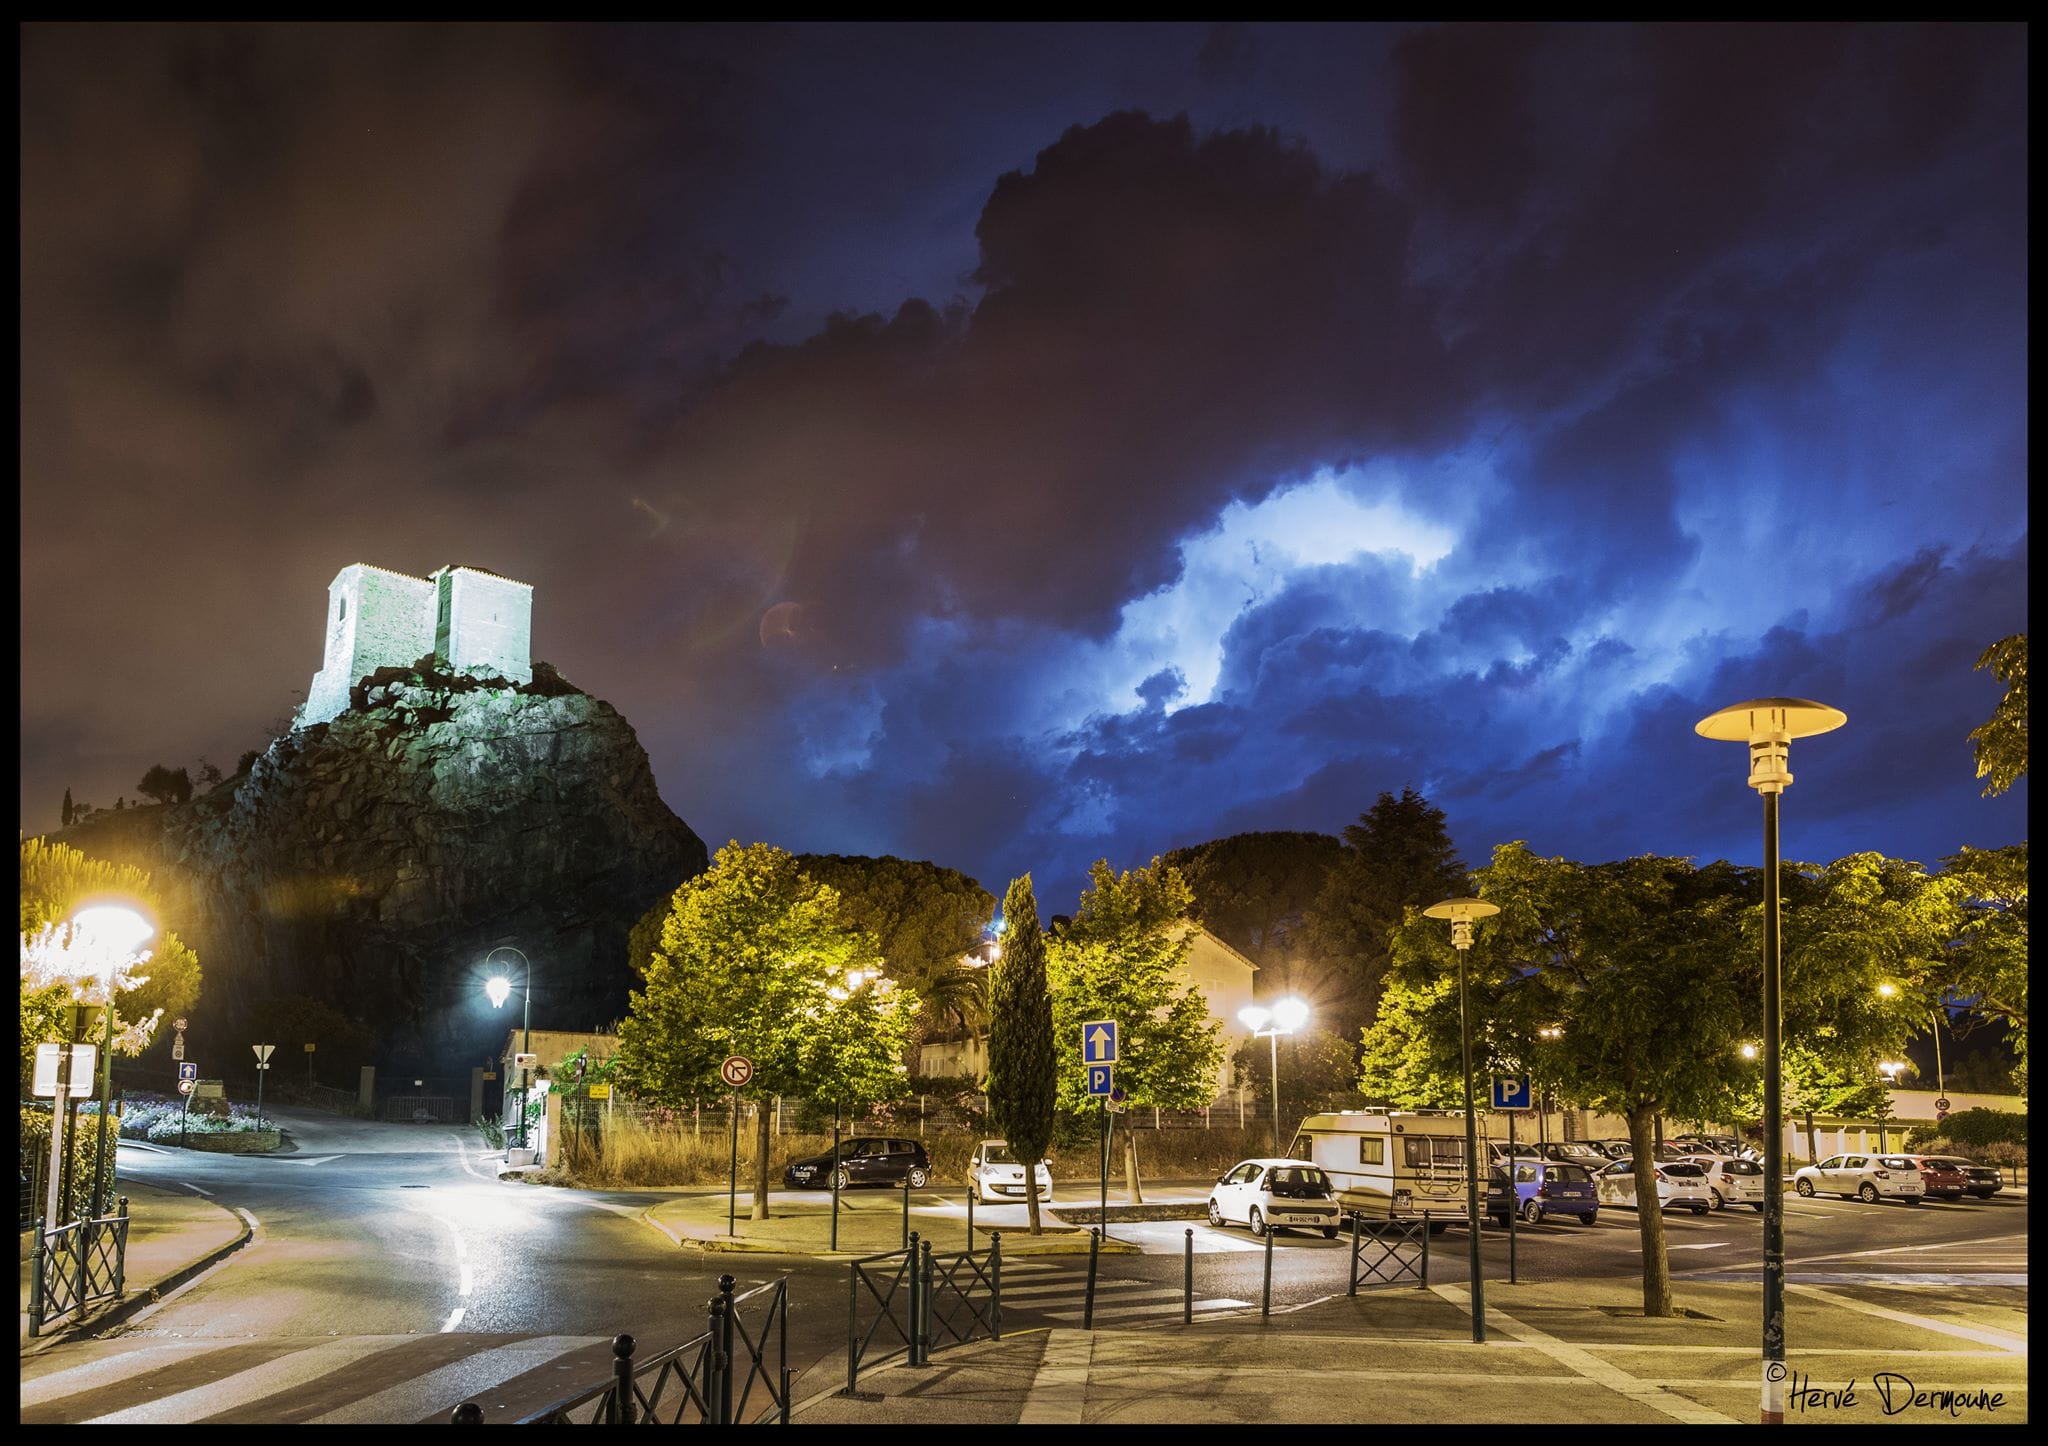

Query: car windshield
left=1266, top=1166, right=1332, bottom=1198
left=1663, top=1164, right=1706, bottom=1178
left=983, top=1144, right=1016, bottom=1164
left=1550, top=1165, right=1592, bottom=1184
left=1877, top=1157, right=1916, bottom=1171
left=1721, top=1159, right=1763, bottom=1176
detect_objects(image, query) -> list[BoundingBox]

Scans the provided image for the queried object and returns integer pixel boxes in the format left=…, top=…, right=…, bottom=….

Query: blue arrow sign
left=1491, top=1074, right=1533, bottom=1111
left=1085, top=1064, right=1114, bottom=1096
left=1082, top=1019, right=1118, bottom=1065
left=178, top=1062, right=199, bottom=1082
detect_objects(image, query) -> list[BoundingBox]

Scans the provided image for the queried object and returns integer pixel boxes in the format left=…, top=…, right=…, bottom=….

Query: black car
left=783, top=1136, right=931, bottom=1190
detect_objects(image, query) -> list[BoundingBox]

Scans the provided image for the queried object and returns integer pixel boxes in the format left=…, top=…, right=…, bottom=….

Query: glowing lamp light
left=1741, top=1043, right=1759, bottom=1060
left=1877, top=982, right=1898, bottom=998
left=486, top=976, right=512, bottom=1009
left=1237, top=1004, right=1271, bottom=1033
left=1271, top=997, right=1311, bottom=1033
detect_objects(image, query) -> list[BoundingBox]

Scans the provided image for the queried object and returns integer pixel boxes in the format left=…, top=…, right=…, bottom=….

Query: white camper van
left=1289, top=1111, right=1479, bottom=1225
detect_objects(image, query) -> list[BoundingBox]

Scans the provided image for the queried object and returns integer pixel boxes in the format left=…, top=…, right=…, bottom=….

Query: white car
left=1594, top=1158, right=1712, bottom=1214
left=1208, top=1158, right=1344, bottom=1238
left=1793, top=1154, right=1924, bottom=1204
left=1680, top=1154, right=1767, bottom=1212
left=967, top=1140, right=1053, bottom=1203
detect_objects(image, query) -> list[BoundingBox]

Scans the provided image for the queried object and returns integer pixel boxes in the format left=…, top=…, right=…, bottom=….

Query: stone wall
left=304, top=565, right=436, bottom=726
left=438, top=567, right=533, bottom=683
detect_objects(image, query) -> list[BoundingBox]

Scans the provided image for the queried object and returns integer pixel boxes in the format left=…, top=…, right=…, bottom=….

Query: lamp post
left=1878, top=982, right=1947, bottom=1106
left=485, top=947, right=532, bottom=1154
left=1237, top=997, right=1310, bottom=1157
left=1423, top=896, right=1500, bottom=1345
left=1875, top=1061, right=1907, bottom=1151
left=41, top=905, right=155, bottom=1225
left=1697, top=696, right=1845, bottom=1426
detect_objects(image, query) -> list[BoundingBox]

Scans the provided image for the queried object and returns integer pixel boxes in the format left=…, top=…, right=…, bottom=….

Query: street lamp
left=1422, top=895, right=1500, bottom=1345
left=1875, top=1061, right=1909, bottom=1151
left=37, top=905, right=154, bottom=1226
left=1878, top=982, right=1948, bottom=1105
left=1697, top=696, right=1845, bottom=1426
left=1237, top=996, right=1309, bottom=1157
left=484, top=946, right=532, bottom=1154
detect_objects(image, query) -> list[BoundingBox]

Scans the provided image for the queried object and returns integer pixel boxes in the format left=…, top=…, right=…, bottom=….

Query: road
left=19, top=1110, right=2027, bottom=1423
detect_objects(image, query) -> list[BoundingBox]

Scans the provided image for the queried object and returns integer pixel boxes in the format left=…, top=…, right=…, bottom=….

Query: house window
left=339, top=597, right=347, bottom=621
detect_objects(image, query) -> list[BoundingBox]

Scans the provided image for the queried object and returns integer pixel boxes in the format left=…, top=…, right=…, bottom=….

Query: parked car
left=1903, top=1155, right=1970, bottom=1201
left=966, top=1139, right=1053, bottom=1203
left=1208, top=1158, right=1344, bottom=1238
left=783, top=1136, right=931, bottom=1191
left=1537, top=1141, right=1615, bottom=1172
left=1792, top=1154, right=1923, bottom=1204
left=1589, top=1139, right=1634, bottom=1160
left=1486, top=1141, right=1546, bottom=1167
left=1594, top=1158, right=1712, bottom=1214
left=1489, top=1159, right=1600, bottom=1226
left=1913, top=1155, right=2002, bottom=1200
left=1679, top=1154, right=1767, bottom=1212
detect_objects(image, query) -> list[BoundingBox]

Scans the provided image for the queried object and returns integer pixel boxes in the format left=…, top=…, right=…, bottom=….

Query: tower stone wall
left=301, top=562, right=531, bottom=727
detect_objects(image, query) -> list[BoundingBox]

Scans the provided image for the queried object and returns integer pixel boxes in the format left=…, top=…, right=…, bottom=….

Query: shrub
left=1926, top=1108, right=2026, bottom=1150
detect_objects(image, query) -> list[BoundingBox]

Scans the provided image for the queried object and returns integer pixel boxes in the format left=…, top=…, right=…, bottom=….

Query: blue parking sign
left=1491, top=1074, right=1533, bottom=1111
left=1085, top=1064, right=1113, bottom=1096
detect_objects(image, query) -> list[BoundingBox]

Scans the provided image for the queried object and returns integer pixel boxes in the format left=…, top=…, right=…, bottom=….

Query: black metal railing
left=27, top=1197, right=130, bottom=1337
left=917, top=1234, right=1002, bottom=1355
left=454, top=1273, right=790, bottom=1425
left=844, top=1235, right=919, bottom=1396
left=1346, top=1212, right=1431, bottom=1292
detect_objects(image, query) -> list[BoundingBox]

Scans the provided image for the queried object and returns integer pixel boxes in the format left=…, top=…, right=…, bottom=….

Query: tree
left=135, top=765, right=192, bottom=806
left=1231, top=1025, right=1363, bottom=1118
left=195, top=759, right=224, bottom=789
left=1967, top=634, right=2026, bottom=796
left=61, top=789, right=74, bottom=827
left=1308, top=789, right=1468, bottom=1039
left=236, top=750, right=262, bottom=776
left=1161, top=831, right=1342, bottom=966
left=20, top=837, right=202, bottom=1087
left=986, top=876, right=1057, bottom=1234
left=1047, top=858, right=1223, bottom=1202
left=1939, top=844, right=2027, bottom=1086
left=612, top=843, right=920, bottom=1219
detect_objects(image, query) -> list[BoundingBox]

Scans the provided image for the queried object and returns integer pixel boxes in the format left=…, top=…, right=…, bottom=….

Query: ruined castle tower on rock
left=301, top=563, right=533, bottom=726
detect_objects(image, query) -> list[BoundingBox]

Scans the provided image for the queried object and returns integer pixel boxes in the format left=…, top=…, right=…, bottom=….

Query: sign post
left=305, top=1040, right=316, bottom=1086
left=178, top=1061, right=199, bottom=1148
left=252, top=1044, right=275, bottom=1130
left=1492, top=1075, right=1534, bottom=1285
left=1084, top=1022, right=1118, bottom=1229
left=720, top=1056, right=754, bottom=1238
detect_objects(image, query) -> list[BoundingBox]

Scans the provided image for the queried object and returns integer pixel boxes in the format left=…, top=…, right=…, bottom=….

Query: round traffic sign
left=719, top=1055, right=754, bottom=1089
left=178, top=1079, right=195, bottom=1095
left=1934, top=1096, right=1951, bottom=1112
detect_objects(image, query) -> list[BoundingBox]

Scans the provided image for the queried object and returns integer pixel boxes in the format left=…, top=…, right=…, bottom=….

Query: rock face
left=54, top=661, right=706, bottom=1077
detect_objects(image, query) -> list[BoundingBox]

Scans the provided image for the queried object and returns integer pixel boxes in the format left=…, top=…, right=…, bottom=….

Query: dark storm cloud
left=19, top=22, right=2026, bottom=918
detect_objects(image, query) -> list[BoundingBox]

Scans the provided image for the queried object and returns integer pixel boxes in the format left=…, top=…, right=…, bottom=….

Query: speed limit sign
left=719, top=1055, right=754, bottom=1089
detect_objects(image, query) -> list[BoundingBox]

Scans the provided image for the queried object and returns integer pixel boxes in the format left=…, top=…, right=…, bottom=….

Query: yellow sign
left=304, top=1042, right=316, bottom=1051
left=588, top=1084, right=611, bottom=1100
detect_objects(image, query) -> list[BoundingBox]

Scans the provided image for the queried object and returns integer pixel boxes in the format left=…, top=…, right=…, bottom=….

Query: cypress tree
left=61, top=788, right=74, bottom=827
left=987, top=875, right=1056, bottom=1235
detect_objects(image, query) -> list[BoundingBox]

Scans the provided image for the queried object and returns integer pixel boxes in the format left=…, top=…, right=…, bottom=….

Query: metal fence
left=453, top=1274, right=790, bottom=1426
left=382, top=1095, right=459, bottom=1124
left=843, top=1230, right=1002, bottom=1396
left=27, top=1197, right=131, bottom=1337
left=1346, top=1213, right=1432, bottom=1292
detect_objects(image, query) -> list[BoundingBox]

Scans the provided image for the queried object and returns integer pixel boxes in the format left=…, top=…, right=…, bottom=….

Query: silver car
left=1594, top=1158, right=1712, bottom=1214
left=1793, top=1154, right=1923, bottom=1204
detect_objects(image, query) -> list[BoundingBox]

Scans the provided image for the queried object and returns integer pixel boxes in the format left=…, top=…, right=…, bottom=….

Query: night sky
left=20, top=23, right=2028, bottom=912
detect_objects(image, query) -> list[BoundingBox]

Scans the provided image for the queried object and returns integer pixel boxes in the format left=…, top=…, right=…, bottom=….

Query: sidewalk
left=19, top=1175, right=250, bottom=1354
left=793, top=1277, right=2030, bottom=1424
left=636, top=1182, right=1215, bottom=1257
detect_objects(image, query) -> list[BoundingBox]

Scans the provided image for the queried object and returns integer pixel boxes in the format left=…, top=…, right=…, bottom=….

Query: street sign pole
left=1507, top=1108, right=1517, bottom=1283
left=1099, top=1097, right=1107, bottom=1226
left=728, top=1090, right=739, bottom=1240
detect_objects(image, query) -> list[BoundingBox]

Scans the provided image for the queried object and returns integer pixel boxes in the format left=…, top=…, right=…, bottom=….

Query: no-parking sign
left=719, top=1055, right=754, bottom=1089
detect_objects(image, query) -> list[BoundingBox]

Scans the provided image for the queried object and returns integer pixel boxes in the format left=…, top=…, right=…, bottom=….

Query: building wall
left=437, top=567, right=533, bottom=682
left=303, top=564, right=436, bottom=725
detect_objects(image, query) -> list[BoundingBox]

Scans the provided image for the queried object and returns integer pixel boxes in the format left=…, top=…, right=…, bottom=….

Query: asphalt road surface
left=19, top=1109, right=2027, bottom=1423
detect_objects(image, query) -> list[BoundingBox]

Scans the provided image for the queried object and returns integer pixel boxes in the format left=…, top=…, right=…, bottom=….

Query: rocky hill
left=53, top=660, right=706, bottom=1080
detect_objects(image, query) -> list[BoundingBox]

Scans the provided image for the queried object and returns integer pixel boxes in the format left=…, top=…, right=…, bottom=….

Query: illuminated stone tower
left=300, top=563, right=533, bottom=727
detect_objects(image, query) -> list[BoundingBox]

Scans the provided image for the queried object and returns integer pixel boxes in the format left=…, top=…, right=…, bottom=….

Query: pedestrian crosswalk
left=20, top=1332, right=629, bottom=1425
left=996, top=1259, right=1251, bottom=1327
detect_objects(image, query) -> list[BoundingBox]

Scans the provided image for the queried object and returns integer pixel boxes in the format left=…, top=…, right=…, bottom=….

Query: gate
left=1346, top=1212, right=1431, bottom=1292
left=453, top=1273, right=790, bottom=1425
left=27, top=1197, right=130, bottom=1337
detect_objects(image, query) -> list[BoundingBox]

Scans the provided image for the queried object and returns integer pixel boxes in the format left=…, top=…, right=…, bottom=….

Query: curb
left=21, top=1208, right=255, bottom=1357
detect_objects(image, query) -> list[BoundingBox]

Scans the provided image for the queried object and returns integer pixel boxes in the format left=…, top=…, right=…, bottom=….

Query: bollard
left=706, top=1295, right=730, bottom=1423
left=1419, top=1212, right=1431, bottom=1288
left=75, top=1216, right=92, bottom=1315
left=1348, top=1212, right=1361, bottom=1296
left=449, top=1402, right=484, bottom=1424
left=1083, top=1227, right=1100, bottom=1329
left=717, top=1273, right=736, bottom=1424
left=609, top=1333, right=637, bottom=1425
left=1262, top=1216, right=1274, bottom=1317
left=906, top=1231, right=922, bottom=1365
left=918, top=1239, right=936, bottom=1364
left=845, top=1258, right=860, bottom=1396
left=113, top=1196, right=129, bottom=1297
left=966, top=1180, right=975, bottom=1248
left=28, top=1219, right=45, bottom=1338
left=901, top=1171, right=911, bottom=1251
left=1183, top=1227, right=1194, bottom=1325
left=990, top=1232, right=1004, bottom=1340
left=779, top=1278, right=792, bottom=1424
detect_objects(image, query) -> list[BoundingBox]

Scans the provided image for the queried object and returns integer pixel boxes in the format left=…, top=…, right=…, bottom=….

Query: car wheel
left=907, top=1166, right=929, bottom=1189
left=1207, top=1199, right=1225, bottom=1228
left=835, top=1168, right=850, bottom=1191
left=1521, top=1199, right=1543, bottom=1225
left=1691, top=1205, right=1709, bottom=1216
left=1249, top=1206, right=1268, bottom=1238
left=1578, top=1213, right=1597, bottom=1226
left=1709, top=1189, right=1725, bottom=1212
left=1794, top=1178, right=1815, bottom=1197
left=1858, top=1182, right=1880, bottom=1204
left=1972, top=1189, right=1995, bottom=1199
left=1322, top=1226, right=1339, bottom=1240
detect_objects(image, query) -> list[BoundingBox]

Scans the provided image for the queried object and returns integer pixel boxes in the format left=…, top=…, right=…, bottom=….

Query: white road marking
left=459, top=1265, right=475, bottom=1297
left=307, top=1335, right=596, bottom=1423
left=24, top=1343, right=224, bottom=1407
left=441, top=1307, right=466, bottom=1332
left=85, top=1338, right=410, bottom=1424
left=274, top=1155, right=341, bottom=1167
left=181, top=1181, right=213, bottom=1196
left=1018, top=1329, right=1093, bottom=1424
left=1669, top=1243, right=1729, bottom=1251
